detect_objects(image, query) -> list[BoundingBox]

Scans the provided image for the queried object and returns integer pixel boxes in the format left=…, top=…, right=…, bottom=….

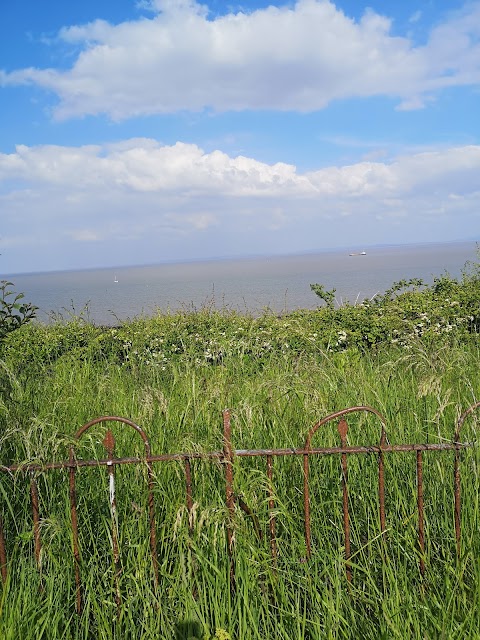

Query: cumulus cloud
left=1, top=0, right=479, bottom=119
left=0, top=140, right=307, bottom=195
left=1, top=139, right=479, bottom=271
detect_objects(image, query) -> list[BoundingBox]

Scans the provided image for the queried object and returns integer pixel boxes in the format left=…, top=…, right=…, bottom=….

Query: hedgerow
left=1, top=254, right=478, bottom=375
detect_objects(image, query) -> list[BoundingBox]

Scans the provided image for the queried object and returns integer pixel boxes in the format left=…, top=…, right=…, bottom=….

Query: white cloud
left=2, top=1, right=479, bottom=119
left=2, top=139, right=479, bottom=200
left=0, top=140, right=308, bottom=195
left=0, top=139, right=479, bottom=271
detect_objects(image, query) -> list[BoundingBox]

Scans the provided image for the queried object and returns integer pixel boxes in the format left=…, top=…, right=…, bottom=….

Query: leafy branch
left=309, top=283, right=336, bottom=309
left=0, top=280, right=37, bottom=341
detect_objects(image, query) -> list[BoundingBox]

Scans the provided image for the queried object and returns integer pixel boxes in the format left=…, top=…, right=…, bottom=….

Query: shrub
left=0, top=280, right=37, bottom=341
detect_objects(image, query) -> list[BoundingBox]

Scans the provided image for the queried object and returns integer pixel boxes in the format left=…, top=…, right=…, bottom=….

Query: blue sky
left=1, top=0, right=479, bottom=273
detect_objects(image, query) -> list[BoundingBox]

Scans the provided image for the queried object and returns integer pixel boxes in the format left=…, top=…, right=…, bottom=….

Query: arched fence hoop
left=303, top=406, right=387, bottom=581
left=68, top=416, right=158, bottom=613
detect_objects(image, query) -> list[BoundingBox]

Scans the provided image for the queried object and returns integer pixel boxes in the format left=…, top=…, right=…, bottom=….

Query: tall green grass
left=0, top=308, right=479, bottom=638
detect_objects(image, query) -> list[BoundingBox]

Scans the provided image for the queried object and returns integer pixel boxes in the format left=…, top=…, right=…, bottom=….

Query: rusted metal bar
left=378, top=429, right=386, bottom=534
left=225, top=442, right=473, bottom=457
left=79, top=417, right=158, bottom=589
left=454, top=445, right=461, bottom=560
left=223, top=409, right=235, bottom=592
left=30, top=472, right=42, bottom=571
left=377, top=428, right=387, bottom=576
left=103, top=430, right=122, bottom=609
left=455, top=401, right=480, bottom=441
left=416, top=450, right=425, bottom=576
left=266, top=455, right=277, bottom=564
left=454, top=401, right=480, bottom=558
left=68, top=416, right=160, bottom=612
left=69, top=448, right=82, bottom=614
left=303, top=449, right=312, bottom=559
left=2, top=441, right=475, bottom=474
left=338, top=419, right=352, bottom=583
left=303, top=406, right=387, bottom=565
left=146, top=454, right=158, bottom=588
left=141, top=441, right=158, bottom=589
left=0, top=514, right=7, bottom=584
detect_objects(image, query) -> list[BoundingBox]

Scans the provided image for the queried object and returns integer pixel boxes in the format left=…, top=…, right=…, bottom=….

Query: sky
left=1, top=0, right=479, bottom=274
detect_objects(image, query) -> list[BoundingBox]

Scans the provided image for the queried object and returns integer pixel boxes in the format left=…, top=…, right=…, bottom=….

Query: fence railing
left=0, top=402, right=479, bottom=613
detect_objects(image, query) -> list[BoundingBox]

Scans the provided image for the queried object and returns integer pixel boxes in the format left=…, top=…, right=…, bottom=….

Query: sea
left=3, top=241, right=478, bottom=326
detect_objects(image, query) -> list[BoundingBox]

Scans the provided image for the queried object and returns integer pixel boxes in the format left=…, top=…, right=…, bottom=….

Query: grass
left=0, top=300, right=479, bottom=638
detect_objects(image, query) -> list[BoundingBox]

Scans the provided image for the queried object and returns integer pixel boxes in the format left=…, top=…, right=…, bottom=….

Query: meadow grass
left=0, top=298, right=479, bottom=638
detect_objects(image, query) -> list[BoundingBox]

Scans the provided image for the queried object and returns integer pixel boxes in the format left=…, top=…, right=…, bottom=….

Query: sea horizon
left=2, top=239, right=478, bottom=326
left=4, top=238, right=477, bottom=279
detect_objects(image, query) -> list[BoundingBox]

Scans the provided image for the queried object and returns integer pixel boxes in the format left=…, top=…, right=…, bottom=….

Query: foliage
left=309, top=258, right=479, bottom=350
left=309, top=282, right=336, bottom=309
left=0, top=281, right=37, bottom=341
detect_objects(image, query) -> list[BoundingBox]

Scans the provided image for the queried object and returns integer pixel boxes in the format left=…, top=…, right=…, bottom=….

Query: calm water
left=4, top=242, right=478, bottom=325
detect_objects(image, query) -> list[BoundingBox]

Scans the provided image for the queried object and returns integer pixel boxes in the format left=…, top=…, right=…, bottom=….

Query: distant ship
left=349, top=251, right=367, bottom=256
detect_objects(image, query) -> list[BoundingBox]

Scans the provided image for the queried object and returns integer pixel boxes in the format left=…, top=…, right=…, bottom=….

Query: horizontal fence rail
left=0, top=402, right=479, bottom=613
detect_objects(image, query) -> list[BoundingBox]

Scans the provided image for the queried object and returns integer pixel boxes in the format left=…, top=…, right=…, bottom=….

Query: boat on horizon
left=349, top=251, right=367, bottom=256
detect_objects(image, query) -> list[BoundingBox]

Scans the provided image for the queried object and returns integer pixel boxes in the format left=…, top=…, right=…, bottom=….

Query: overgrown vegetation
left=0, top=280, right=36, bottom=341
left=0, top=258, right=478, bottom=638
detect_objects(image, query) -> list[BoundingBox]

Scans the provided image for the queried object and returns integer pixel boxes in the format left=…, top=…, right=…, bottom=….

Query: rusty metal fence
left=0, top=402, right=479, bottom=613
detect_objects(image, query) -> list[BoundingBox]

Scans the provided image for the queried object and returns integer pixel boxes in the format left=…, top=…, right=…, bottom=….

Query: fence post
left=223, top=409, right=236, bottom=593
left=68, top=447, right=82, bottom=614
left=103, top=429, right=122, bottom=610
left=416, top=450, right=426, bottom=576
left=338, top=418, right=352, bottom=583
left=267, top=455, right=277, bottom=565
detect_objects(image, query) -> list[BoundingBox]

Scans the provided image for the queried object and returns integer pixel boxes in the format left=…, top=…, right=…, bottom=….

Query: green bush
left=0, top=280, right=36, bottom=341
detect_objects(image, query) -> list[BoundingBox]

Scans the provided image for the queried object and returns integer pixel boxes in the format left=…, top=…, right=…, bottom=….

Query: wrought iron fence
left=0, top=402, right=479, bottom=613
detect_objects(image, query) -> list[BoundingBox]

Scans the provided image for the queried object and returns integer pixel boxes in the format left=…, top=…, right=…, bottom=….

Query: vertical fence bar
left=145, top=455, right=158, bottom=589
left=338, top=419, right=351, bottom=583
left=378, top=431, right=386, bottom=534
left=454, top=415, right=463, bottom=560
left=69, top=450, right=82, bottom=614
left=303, top=450, right=312, bottom=559
left=266, top=455, right=277, bottom=564
left=223, top=410, right=235, bottom=592
left=303, top=406, right=387, bottom=566
left=453, top=446, right=461, bottom=559
left=103, top=430, right=121, bottom=610
left=416, top=450, right=426, bottom=576
left=30, top=472, right=42, bottom=571
left=0, top=514, right=7, bottom=584
left=73, top=417, right=159, bottom=595
left=303, top=436, right=314, bottom=561
left=377, top=432, right=387, bottom=582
